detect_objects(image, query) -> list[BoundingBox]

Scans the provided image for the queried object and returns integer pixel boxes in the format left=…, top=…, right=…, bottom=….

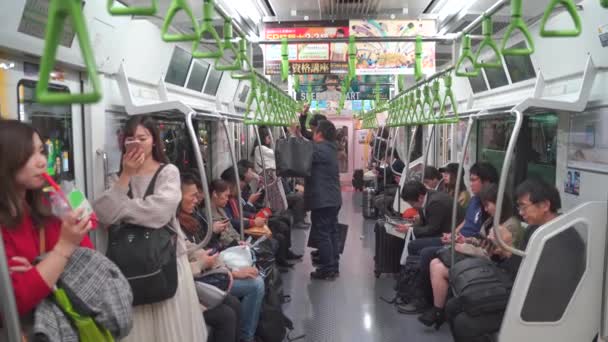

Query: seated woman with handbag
left=418, top=184, right=522, bottom=329
left=178, top=173, right=241, bottom=342
left=209, top=179, right=266, bottom=342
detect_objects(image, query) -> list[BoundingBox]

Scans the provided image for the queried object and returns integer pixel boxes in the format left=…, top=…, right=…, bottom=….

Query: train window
left=484, top=65, right=509, bottom=89
left=504, top=42, right=536, bottom=83
left=527, top=114, right=558, bottom=185
left=477, top=117, right=514, bottom=170
left=467, top=67, right=489, bottom=93
left=165, top=47, right=192, bottom=87
left=17, top=80, right=75, bottom=183
left=203, top=69, right=223, bottom=96
left=186, top=60, right=210, bottom=92
left=409, top=125, right=423, bottom=161
left=521, top=225, right=586, bottom=322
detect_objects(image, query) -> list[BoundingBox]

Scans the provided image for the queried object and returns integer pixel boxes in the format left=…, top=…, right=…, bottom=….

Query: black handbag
left=106, top=164, right=178, bottom=306
left=275, top=137, right=313, bottom=177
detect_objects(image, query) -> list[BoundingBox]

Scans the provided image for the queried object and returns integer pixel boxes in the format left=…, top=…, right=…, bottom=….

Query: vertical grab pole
left=185, top=112, right=214, bottom=246
left=254, top=126, right=273, bottom=207
left=396, top=125, right=419, bottom=214
left=0, top=233, right=22, bottom=342
left=450, top=116, right=474, bottom=266
left=492, top=109, right=526, bottom=257
left=421, top=124, right=436, bottom=183
left=222, top=118, right=244, bottom=239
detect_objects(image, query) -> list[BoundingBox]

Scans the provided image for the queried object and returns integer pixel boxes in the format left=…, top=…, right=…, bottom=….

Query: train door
left=6, top=59, right=87, bottom=196
left=331, top=117, right=353, bottom=185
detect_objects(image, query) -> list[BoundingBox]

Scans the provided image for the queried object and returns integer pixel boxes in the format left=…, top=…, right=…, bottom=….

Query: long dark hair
left=119, top=116, right=169, bottom=174
left=479, top=184, right=512, bottom=224
left=0, top=120, right=52, bottom=227
left=251, top=126, right=271, bottom=156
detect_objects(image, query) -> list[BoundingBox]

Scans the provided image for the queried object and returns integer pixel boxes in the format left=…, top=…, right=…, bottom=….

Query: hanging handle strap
left=540, top=0, right=582, bottom=37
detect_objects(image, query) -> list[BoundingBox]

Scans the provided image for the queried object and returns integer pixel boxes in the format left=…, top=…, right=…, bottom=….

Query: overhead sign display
left=263, top=21, right=349, bottom=75
left=294, top=75, right=392, bottom=102
left=350, top=20, right=436, bottom=75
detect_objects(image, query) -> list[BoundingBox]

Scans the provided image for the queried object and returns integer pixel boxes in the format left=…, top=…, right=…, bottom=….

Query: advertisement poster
left=564, top=169, right=580, bottom=195
left=568, top=110, right=608, bottom=172
left=350, top=20, right=436, bottom=75
left=294, top=74, right=392, bottom=102
left=264, top=21, right=349, bottom=75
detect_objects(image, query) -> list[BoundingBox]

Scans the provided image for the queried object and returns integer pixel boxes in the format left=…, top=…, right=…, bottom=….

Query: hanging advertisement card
left=350, top=20, right=436, bottom=75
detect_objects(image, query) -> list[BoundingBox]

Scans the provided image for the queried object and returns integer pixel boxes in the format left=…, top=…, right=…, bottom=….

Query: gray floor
left=282, top=191, right=453, bottom=342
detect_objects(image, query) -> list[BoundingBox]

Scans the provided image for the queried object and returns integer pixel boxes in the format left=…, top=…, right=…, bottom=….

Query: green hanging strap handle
left=107, top=0, right=157, bottom=15
left=430, top=80, right=442, bottom=123
left=231, top=38, right=254, bottom=80
left=501, top=0, right=535, bottom=56
left=540, top=0, right=582, bottom=37
left=53, top=288, right=114, bottom=341
left=421, top=85, right=433, bottom=124
left=215, top=18, right=241, bottom=71
left=415, top=35, right=424, bottom=82
left=245, top=76, right=261, bottom=122
left=192, top=0, right=224, bottom=59
left=439, top=75, right=459, bottom=122
left=348, top=36, right=357, bottom=78
left=602, top=0, right=608, bottom=8
left=161, top=0, right=199, bottom=42
left=398, top=95, right=409, bottom=126
left=281, top=38, right=289, bottom=82
left=306, top=81, right=313, bottom=102
left=406, top=93, right=415, bottom=126
left=398, top=74, right=406, bottom=93
left=474, top=16, right=503, bottom=68
left=293, top=75, right=300, bottom=92
left=413, top=88, right=424, bottom=124
left=455, top=35, right=479, bottom=77
left=37, top=0, right=101, bottom=104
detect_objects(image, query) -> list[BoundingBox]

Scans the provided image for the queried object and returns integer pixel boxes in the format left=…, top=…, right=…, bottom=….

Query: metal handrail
left=492, top=108, right=525, bottom=257
left=0, top=232, right=21, bottom=342
left=221, top=117, right=244, bottom=240
left=186, top=111, right=215, bottom=249
left=450, top=116, right=475, bottom=266
left=96, top=149, right=109, bottom=190
left=373, top=126, right=386, bottom=163
left=394, top=125, right=420, bottom=214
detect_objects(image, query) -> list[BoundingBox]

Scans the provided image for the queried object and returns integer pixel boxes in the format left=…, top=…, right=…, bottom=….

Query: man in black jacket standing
left=304, top=120, right=342, bottom=280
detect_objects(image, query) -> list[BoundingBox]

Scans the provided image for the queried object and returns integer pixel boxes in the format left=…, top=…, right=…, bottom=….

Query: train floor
left=281, top=190, right=453, bottom=342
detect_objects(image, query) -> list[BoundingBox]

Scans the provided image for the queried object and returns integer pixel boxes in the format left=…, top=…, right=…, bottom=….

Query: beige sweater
left=93, top=164, right=187, bottom=256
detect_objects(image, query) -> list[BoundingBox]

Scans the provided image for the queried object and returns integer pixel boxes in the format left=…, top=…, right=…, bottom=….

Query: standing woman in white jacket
left=94, top=115, right=207, bottom=342
left=252, top=126, right=288, bottom=212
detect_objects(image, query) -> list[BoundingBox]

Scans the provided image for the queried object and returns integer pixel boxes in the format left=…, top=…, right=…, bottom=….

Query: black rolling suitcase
left=352, top=169, right=364, bottom=191
left=373, top=221, right=405, bottom=277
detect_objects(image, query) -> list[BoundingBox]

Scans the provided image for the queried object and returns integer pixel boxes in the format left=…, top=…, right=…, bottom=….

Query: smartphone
left=124, top=139, right=140, bottom=153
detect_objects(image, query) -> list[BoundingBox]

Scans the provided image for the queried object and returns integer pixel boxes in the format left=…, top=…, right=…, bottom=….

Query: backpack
left=447, top=257, right=513, bottom=317
left=256, top=287, right=303, bottom=342
left=445, top=257, right=513, bottom=341
left=106, top=164, right=178, bottom=306
left=394, top=255, right=421, bottom=304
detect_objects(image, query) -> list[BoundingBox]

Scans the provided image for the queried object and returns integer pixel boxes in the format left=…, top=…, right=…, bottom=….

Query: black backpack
left=445, top=257, right=513, bottom=341
left=106, top=164, right=178, bottom=306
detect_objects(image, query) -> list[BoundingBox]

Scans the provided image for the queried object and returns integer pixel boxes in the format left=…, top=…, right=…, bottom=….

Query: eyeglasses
left=516, top=202, right=535, bottom=212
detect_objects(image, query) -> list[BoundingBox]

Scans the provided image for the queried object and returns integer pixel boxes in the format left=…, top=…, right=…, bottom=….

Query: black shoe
left=311, top=250, right=319, bottom=257
left=286, top=250, right=303, bottom=260
left=418, top=307, right=445, bottom=330
left=312, top=256, right=321, bottom=266
left=310, top=270, right=337, bottom=280
left=396, top=298, right=430, bottom=314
